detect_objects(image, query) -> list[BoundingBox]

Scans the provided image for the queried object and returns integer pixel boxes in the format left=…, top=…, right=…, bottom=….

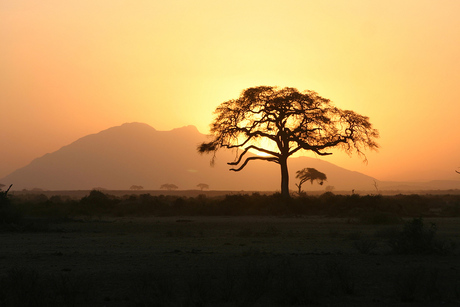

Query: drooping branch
left=229, top=156, right=279, bottom=172
left=225, top=135, right=253, bottom=149
left=200, top=124, right=279, bottom=155
left=289, top=109, right=378, bottom=159
left=293, top=136, right=345, bottom=156
left=227, top=145, right=280, bottom=167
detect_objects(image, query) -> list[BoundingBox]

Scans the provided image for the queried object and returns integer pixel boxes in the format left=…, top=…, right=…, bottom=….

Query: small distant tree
left=325, top=185, right=335, bottom=192
left=160, top=183, right=178, bottom=191
left=295, top=168, right=327, bottom=195
left=129, top=185, right=144, bottom=190
left=0, top=184, right=19, bottom=223
left=372, top=179, right=380, bottom=193
left=0, top=184, right=12, bottom=205
left=197, top=183, right=209, bottom=191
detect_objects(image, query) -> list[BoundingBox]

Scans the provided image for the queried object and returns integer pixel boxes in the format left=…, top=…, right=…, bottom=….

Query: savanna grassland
left=1, top=191, right=460, bottom=306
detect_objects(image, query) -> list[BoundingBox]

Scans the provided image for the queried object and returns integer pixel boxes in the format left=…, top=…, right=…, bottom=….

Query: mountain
left=377, top=180, right=460, bottom=192
left=2, top=122, right=456, bottom=192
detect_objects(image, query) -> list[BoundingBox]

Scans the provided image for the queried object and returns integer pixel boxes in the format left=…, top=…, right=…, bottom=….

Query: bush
left=8, top=192, right=460, bottom=218
left=389, top=218, right=455, bottom=255
left=0, top=186, right=22, bottom=224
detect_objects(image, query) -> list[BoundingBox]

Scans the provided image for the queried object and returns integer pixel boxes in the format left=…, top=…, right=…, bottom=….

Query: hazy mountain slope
left=1, top=122, right=383, bottom=191
left=378, top=180, right=460, bottom=191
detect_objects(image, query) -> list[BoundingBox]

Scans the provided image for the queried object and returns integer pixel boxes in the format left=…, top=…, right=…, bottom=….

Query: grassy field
left=1, top=215, right=460, bottom=306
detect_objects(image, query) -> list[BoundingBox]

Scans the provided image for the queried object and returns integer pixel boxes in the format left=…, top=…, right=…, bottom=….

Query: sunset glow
left=1, top=0, right=460, bottom=182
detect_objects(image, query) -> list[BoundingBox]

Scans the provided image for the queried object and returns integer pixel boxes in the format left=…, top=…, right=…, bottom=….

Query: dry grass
left=0, top=216, right=459, bottom=306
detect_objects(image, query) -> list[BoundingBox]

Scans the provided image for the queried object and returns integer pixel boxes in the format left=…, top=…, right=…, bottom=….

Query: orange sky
left=1, top=0, right=460, bottom=182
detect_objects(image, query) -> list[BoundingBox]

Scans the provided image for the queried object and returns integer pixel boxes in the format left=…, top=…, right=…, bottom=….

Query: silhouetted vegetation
left=388, top=217, right=456, bottom=255
left=160, top=183, right=178, bottom=191
left=2, top=192, right=460, bottom=306
left=129, top=185, right=144, bottom=190
left=0, top=184, right=22, bottom=224
left=295, top=167, right=327, bottom=195
left=198, top=86, right=379, bottom=198
left=7, top=190, right=460, bottom=219
left=196, top=183, right=209, bottom=191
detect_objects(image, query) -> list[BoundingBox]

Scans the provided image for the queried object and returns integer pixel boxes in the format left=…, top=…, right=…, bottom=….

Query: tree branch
left=288, top=146, right=302, bottom=156
left=237, top=126, right=278, bottom=143
left=227, top=145, right=280, bottom=167
left=294, top=136, right=348, bottom=155
left=229, top=156, right=279, bottom=172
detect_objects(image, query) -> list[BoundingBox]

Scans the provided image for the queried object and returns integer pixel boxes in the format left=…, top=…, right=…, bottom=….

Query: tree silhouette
left=198, top=86, right=379, bottom=198
left=197, top=183, right=209, bottom=191
left=160, top=183, right=178, bottom=191
left=295, top=168, right=327, bottom=195
left=0, top=184, right=12, bottom=206
left=129, top=185, right=144, bottom=190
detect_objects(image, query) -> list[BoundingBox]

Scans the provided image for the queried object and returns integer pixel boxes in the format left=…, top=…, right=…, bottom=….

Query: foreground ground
left=1, top=216, right=459, bottom=306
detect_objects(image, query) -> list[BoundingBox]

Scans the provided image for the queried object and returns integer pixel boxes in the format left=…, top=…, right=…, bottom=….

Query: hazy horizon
left=1, top=122, right=459, bottom=193
left=0, top=122, right=387, bottom=191
left=1, top=1, right=460, bottom=182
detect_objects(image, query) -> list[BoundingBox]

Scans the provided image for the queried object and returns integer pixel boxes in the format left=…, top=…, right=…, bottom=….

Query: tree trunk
left=296, top=183, right=302, bottom=195
left=280, top=157, right=290, bottom=198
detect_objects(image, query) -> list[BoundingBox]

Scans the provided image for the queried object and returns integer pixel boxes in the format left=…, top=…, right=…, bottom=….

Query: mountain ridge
left=1, top=122, right=459, bottom=192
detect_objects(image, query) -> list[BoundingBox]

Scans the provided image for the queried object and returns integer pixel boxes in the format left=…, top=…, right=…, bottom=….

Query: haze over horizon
left=2, top=122, right=392, bottom=191
left=1, top=1, right=460, bottom=182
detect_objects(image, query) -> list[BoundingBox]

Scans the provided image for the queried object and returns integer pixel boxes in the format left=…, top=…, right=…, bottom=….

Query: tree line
left=3, top=190, right=460, bottom=221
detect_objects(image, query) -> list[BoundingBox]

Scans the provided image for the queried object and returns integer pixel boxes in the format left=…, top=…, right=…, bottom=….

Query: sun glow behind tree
left=199, top=86, right=379, bottom=197
left=2, top=1, right=460, bottom=182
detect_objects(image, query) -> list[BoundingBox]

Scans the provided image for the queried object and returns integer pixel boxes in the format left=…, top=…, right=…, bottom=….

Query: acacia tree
left=295, top=168, right=327, bottom=195
left=129, top=185, right=144, bottom=190
left=198, top=86, right=379, bottom=198
left=197, top=183, right=210, bottom=191
left=160, top=183, right=178, bottom=191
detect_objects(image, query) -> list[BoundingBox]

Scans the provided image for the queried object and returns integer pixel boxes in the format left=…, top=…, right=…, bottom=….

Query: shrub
left=389, top=218, right=455, bottom=255
left=0, top=186, right=22, bottom=224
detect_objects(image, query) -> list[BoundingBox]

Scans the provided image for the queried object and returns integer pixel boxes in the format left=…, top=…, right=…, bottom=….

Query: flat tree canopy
left=197, top=183, right=210, bottom=191
left=295, top=167, right=327, bottom=195
left=198, top=86, right=379, bottom=197
left=160, top=183, right=178, bottom=191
